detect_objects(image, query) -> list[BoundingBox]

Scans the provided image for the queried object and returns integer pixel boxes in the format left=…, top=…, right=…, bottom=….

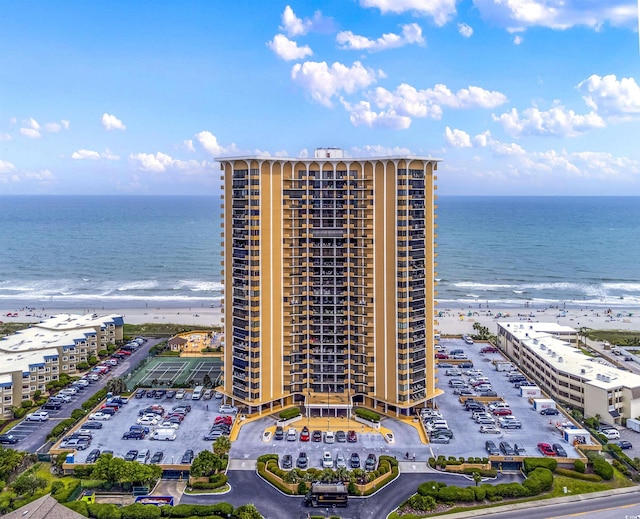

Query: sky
left=0, top=0, right=639, bottom=196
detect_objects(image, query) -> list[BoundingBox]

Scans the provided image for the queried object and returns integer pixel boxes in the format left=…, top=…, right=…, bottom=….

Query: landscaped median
left=389, top=454, right=634, bottom=518
left=256, top=453, right=399, bottom=497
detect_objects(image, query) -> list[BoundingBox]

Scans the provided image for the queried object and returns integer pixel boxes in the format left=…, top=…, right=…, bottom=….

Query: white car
left=219, top=404, right=238, bottom=414
left=59, top=388, right=77, bottom=396
left=175, top=389, right=186, bottom=400
left=322, top=451, right=334, bottom=468
left=137, top=416, right=160, bottom=426
left=384, top=432, right=395, bottom=444
left=158, top=421, right=179, bottom=429
left=214, top=391, right=224, bottom=399
left=25, top=411, right=49, bottom=422
left=89, top=412, right=111, bottom=421
left=262, top=430, right=273, bottom=442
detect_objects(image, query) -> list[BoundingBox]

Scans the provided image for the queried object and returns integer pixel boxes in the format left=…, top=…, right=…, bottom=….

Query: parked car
left=25, top=411, right=49, bottom=422
left=336, top=430, right=347, bottom=443
left=297, top=451, right=308, bottom=469
left=86, top=449, right=101, bottom=463
left=499, top=441, right=515, bottom=455
left=430, top=435, right=450, bottom=444
left=335, top=453, right=347, bottom=469
left=540, top=408, right=560, bottom=415
left=514, top=443, right=527, bottom=455
left=537, top=443, right=556, bottom=456
left=0, top=434, right=19, bottom=444
left=349, top=452, right=360, bottom=468
left=552, top=444, right=567, bottom=457
left=384, top=432, right=395, bottom=444
left=281, top=454, right=293, bottom=469
left=481, top=346, right=499, bottom=353
left=274, top=426, right=284, bottom=440
left=150, top=451, right=164, bottom=464
left=300, top=426, right=310, bottom=442
left=324, top=431, right=335, bottom=444
left=88, top=412, right=111, bottom=421
left=166, top=390, right=176, bottom=399
left=286, top=428, right=297, bottom=441
left=175, top=389, right=186, bottom=400
left=602, top=428, right=620, bottom=440
left=135, top=389, right=146, bottom=399
left=312, top=430, right=322, bottom=442
left=322, top=451, right=334, bottom=468
left=124, top=450, right=138, bottom=462
left=219, top=404, right=237, bottom=414
left=485, top=441, right=500, bottom=455
left=615, top=440, right=633, bottom=450
left=347, top=430, right=358, bottom=443
left=365, top=453, right=377, bottom=471
left=122, top=430, right=145, bottom=440
left=181, top=449, right=194, bottom=464
left=80, top=421, right=103, bottom=430
left=42, top=402, right=62, bottom=411
left=479, top=425, right=501, bottom=434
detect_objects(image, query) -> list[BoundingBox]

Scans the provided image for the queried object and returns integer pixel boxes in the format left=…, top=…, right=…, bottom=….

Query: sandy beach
left=2, top=303, right=639, bottom=335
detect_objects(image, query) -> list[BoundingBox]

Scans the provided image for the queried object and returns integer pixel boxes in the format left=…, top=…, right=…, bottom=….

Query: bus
left=305, top=483, right=348, bottom=508
left=191, top=385, right=204, bottom=400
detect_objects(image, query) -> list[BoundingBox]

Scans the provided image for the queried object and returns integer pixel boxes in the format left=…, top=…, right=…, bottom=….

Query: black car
left=615, top=440, right=633, bottom=450
left=124, top=450, right=138, bottom=462
left=146, top=389, right=156, bottom=398
left=349, top=452, right=360, bottom=468
left=42, top=402, right=62, bottom=411
left=122, top=430, right=145, bottom=440
left=155, top=389, right=166, bottom=399
left=281, top=454, right=293, bottom=469
left=86, top=449, right=101, bottom=463
left=296, top=452, right=308, bottom=469
left=135, top=389, right=146, bottom=399
left=181, top=449, right=194, bottom=464
left=0, top=434, right=18, bottom=444
left=311, top=430, right=322, bottom=442
left=485, top=440, right=499, bottom=455
left=540, top=408, right=560, bottom=415
left=552, top=444, right=567, bottom=457
left=274, top=426, right=284, bottom=440
left=150, top=451, right=164, bottom=464
left=499, top=441, right=515, bottom=455
left=166, top=390, right=176, bottom=399
left=365, top=453, right=377, bottom=471
left=80, top=421, right=103, bottom=429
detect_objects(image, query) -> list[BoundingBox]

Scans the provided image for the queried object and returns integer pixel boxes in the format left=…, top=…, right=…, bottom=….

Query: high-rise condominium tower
left=218, top=148, right=441, bottom=418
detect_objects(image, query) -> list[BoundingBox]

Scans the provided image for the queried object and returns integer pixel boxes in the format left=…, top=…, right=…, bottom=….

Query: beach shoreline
left=2, top=302, right=639, bottom=335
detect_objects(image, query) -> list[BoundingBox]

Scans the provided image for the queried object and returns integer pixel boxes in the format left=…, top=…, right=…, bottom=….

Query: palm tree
left=213, top=436, right=231, bottom=457
left=335, top=466, right=349, bottom=482
left=106, top=377, right=127, bottom=395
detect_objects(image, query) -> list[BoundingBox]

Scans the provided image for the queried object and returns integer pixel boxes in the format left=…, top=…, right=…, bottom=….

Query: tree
left=106, top=377, right=128, bottom=395
left=92, top=454, right=127, bottom=486
left=213, top=436, right=231, bottom=457
left=0, top=446, right=25, bottom=482
left=473, top=471, right=482, bottom=486
left=190, top=451, right=223, bottom=477
left=203, top=374, right=212, bottom=388
left=12, top=472, right=47, bottom=496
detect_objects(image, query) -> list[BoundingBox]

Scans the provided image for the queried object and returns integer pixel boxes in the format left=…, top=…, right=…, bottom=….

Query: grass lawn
left=184, top=483, right=231, bottom=494
left=123, top=323, right=220, bottom=336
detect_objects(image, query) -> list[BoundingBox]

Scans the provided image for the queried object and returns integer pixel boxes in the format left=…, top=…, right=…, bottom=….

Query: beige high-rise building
left=218, top=149, right=441, bottom=418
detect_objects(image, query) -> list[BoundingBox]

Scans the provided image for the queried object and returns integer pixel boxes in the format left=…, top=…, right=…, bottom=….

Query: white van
left=203, top=389, right=213, bottom=400
left=150, top=429, right=177, bottom=441
left=192, top=386, right=204, bottom=400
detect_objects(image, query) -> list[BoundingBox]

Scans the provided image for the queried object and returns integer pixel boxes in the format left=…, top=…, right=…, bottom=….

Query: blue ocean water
left=0, top=195, right=639, bottom=310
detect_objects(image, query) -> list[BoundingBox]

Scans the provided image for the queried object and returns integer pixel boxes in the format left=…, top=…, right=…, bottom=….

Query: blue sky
left=1, top=0, right=639, bottom=195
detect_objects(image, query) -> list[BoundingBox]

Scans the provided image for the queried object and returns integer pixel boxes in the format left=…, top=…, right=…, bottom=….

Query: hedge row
left=64, top=501, right=234, bottom=519
left=354, top=408, right=380, bottom=423
left=523, top=458, right=558, bottom=473
left=257, top=461, right=295, bottom=495
left=555, top=468, right=602, bottom=481
left=278, top=407, right=301, bottom=420
left=191, top=474, right=228, bottom=490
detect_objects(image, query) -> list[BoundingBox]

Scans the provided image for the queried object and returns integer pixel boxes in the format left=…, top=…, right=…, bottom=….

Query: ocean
left=0, top=195, right=639, bottom=310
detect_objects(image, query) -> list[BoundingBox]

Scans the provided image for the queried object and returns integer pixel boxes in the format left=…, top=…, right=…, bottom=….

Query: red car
left=300, top=426, right=310, bottom=442
left=492, top=408, right=512, bottom=416
left=537, top=443, right=556, bottom=456
left=214, top=415, right=233, bottom=425
left=117, top=349, right=132, bottom=356
left=347, top=430, right=357, bottom=443
left=435, top=352, right=449, bottom=359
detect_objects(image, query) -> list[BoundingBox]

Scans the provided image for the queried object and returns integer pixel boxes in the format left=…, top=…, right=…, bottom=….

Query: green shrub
left=71, top=409, right=86, bottom=420
left=278, top=407, right=301, bottom=420
left=163, top=503, right=234, bottom=517
left=354, top=408, right=380, bottom=423
left=472, top=486, right=486, bottom=501
left=257, top=454, right=278, bottom=463
left=297, top=481, right=308, bottom=495
left=50, top=480, right=65, bottom=495
left=64, top=500, right=89, bottom=517
left=88, top=503, right=122, bottom=519
left=417, top=481, right=445, bottom=497
left=523, top=457, right=557, bottom=473
left=407, top=494, right=437, bottom=511
left=522, top=468, right=553, bottom=495
left=592, top=457, right=614, bottom=480
left=438, top=486, right=475, bottom=502
left=21, top=400, right=34, bottom=409
left=573, top=459, right=586, bottom=473
left=52, top=478, right=81, bottom=503
left=120, top=503, right=162, bottom=519
left=13, top=407, right=27, bottom=419
left=555, top=468, right=602, bottom=481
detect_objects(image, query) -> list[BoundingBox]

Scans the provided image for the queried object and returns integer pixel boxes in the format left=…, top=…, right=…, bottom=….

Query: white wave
left=174, top=279, right=224, bottom=292
left=116, top=280, right=159, bottom=291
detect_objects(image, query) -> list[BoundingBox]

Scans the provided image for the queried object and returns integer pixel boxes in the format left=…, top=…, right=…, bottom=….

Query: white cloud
left=578, top=74, right=640, bottom=119
left=193, top=131, right=238, bottom=156
left=0, top=133, right=12, bottom=141
left=291, top=60, right=382, bottom=107
left=183, top=139, right=196, bottom=152
left=20, top=118, right=41, bottom=138
left=341, top=99, right=413, bottom=129
left=472, top=0, right=637, bottom=32
left=44, top=119, right=70, bottom=133
left=360, top=0, right=458, bottom=26
left=280, top=5, right=312, bottom=36
left=267, top=34, right=313, bottom=61
left=24, top=169, right=56, bottom=182
left=129, top=152, right=211, bottom=173
left=352, top=144, right=413, bottom=156
left=445, top=126, right=473, bottom=147
left=457, top=22, right=473, bottom=37
left=513, top=35, right=524, bottom=45
left=71, top=149, right=120, bottom=160
left=101, top=113, right=126, bottom=131
left=492, top=105, right=606, bottom=137
left=0, top=159, right=15, bottom=173
left=336, top=23, right=425, bottom=52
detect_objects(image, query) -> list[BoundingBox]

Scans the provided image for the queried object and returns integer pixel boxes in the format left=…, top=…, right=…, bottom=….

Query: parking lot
left=64, top=391, right=230, bottom=465
left=430, top=338, right=584, bottom=460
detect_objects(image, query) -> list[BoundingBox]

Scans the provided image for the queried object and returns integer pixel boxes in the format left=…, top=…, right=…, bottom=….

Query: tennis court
left=127, top=357, right=223, bottom=389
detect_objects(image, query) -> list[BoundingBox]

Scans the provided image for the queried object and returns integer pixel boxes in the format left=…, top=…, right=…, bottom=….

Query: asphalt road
left=8, top=337, right=161, bottom=453
left=180, top=470, right=522, bottom=519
